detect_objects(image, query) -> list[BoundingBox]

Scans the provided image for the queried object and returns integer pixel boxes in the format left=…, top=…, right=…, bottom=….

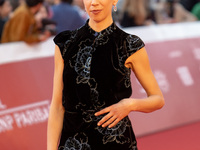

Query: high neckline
left=85, top=20, right=117, bottom=37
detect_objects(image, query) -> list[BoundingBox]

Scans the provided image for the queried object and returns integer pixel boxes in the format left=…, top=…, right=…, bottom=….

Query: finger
left=108, top=118, right=121, bottom=128
left=97, top=113, right=112, bottom=126
left=95, top=107, right=111, bottom=116
left=102, top=116, right=117, bottom=128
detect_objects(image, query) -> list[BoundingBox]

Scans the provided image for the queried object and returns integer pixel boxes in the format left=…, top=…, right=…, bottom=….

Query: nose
left=91, top=0, right=99, bottom=6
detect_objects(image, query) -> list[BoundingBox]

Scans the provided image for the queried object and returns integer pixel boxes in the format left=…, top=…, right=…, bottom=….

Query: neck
left=88, top=17, right=113, bottom=32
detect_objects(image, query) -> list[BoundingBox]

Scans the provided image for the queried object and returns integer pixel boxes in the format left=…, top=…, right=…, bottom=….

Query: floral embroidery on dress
left=76, top=103, right=97, bottom=123
left=129, top=140, right=138, bottom=150
left=74, top=39, right=94, bottom=84
left=75, top=78, right=105, bottom=123
left=126, top=35, right=145, bottom=56
left=117, top=45, right=132, bottom=88
left=69, top=36, right=107, bottom=124
left=124, top=69, right=131, bottom=88
left=63, top=30, right=78, bottom=57
left=115, top=34, right=145, bottom=88
left=70, top=23, right=116, bottom=85
left=62, top=133, right=91, bottom=150
left=75, top=100, right=105, bottom=123
left=94, top=32, right=109, bottom=46
left=95, top=117, right=131, bottom=144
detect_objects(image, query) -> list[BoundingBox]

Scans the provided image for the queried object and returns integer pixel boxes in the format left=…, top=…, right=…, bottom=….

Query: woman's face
left=83, top=0, right=118, bottom=23
left=0, top=0, right=12, bottom=18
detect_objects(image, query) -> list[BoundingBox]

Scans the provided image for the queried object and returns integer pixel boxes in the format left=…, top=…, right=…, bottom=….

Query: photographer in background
left=1, top=0, right=51, bottom=44
left=191, top=1, right=200, bottom=20
left=155, top=0, right=197, bottom=24
left=35, top=3, right=56, bottom=36
left=0, top=0, right=12, bottom=41
left=180, top=0, right=199, bottom=11
left=120, top=0, right=148, bottom=27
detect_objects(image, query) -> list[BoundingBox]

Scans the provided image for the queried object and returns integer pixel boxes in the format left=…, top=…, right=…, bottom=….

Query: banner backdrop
left=0, top=57, right=54, bottom=150
left=0, top=22, right=200, bottom=150
left=129, top=37, right=200, bottom=136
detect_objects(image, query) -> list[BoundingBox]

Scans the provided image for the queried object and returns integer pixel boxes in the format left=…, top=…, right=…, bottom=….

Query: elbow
left=49, top=100, right=65, bottom=115
left=146, top=96, right=165, bottom=113
left=147, top=97, right=165, bottom=113
left=157, top=96, right=165, bottom=110
left=148, top=95, right=165, bottom=112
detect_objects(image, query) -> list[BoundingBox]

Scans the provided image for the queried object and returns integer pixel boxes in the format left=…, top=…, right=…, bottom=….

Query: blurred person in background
left=73, top=0, right=88, bottom=20
left=72, top=0, right=84, bottom=9
left=9, top=0, right=23, bottom=12
left=45, top=0, right=55, bottom=5
left=51, top=0, right=85, bottom=33
left=0, top=0, right=12, bottom=41
left=120, top=0, right=153, bottom=27
left=179, top=0, right=199, bottom=11
left=1, top=0, right=51, bottom=44
left=35, top=2, right=56, bottom=36
left=53, top=0, right=60, bottom=5
left=154, top=0, right=197, bottom=24
left=191, top=1, right=200, bottom=20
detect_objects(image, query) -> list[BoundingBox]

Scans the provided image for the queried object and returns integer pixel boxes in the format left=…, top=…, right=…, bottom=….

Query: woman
left=120, top=0, right=148, bottom=27
left=47, top=0, right=165, bottom=150
left=0, top=0, right=12, bottom=41
left=155, top=0, right=197, bottom=24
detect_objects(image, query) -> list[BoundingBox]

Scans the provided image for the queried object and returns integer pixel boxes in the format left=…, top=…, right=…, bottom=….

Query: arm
left=95, top=48, right=165, bottom=128
left=47, top=45, right=65, bottom=150
left=125, top=47, right=165, bottom=112
left=174, top=3, right=197, bottom=22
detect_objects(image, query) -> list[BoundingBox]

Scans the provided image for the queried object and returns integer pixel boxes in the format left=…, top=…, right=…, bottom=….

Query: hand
left=39, top=30, right=51, bottom=41
left=95, top=98, right=133, bottom=128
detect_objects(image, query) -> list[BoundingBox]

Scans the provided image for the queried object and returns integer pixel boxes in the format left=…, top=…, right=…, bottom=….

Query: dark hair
left=0, top=0, right=5, bottom=6
left=61, top=0, right=73, bottom=4
left=25, top=0, right=44, bottom=7
left=167, top=0, right=174, bottom=2
left=167, top=0, right=175, bottom=18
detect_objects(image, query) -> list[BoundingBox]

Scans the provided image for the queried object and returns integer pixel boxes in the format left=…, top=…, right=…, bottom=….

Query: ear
left=113, top=0, right=119, bottom=6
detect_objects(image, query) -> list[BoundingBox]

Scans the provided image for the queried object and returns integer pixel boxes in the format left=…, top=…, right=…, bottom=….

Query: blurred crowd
left=0, top=0, right=199, bottom=44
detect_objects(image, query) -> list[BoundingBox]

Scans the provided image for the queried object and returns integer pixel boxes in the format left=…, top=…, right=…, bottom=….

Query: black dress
left=54, top=20, right=145, bottom=150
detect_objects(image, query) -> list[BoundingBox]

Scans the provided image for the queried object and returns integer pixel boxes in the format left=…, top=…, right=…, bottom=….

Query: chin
left=90, top=16, right=106, bottom=23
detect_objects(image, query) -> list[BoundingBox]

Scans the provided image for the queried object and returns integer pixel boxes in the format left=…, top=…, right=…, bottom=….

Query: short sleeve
left=126, top=34, right=145, bottom=57
left=53, top=30, right=72, bottom=59
left=124, top=35, right=145, bottom=69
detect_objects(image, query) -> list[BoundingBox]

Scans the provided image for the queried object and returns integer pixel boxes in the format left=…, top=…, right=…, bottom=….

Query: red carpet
left=137, top=121, right=200, bottom=150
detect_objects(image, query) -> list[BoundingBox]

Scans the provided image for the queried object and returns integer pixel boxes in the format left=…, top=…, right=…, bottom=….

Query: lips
left=91, top=10, right=102, bottom=14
